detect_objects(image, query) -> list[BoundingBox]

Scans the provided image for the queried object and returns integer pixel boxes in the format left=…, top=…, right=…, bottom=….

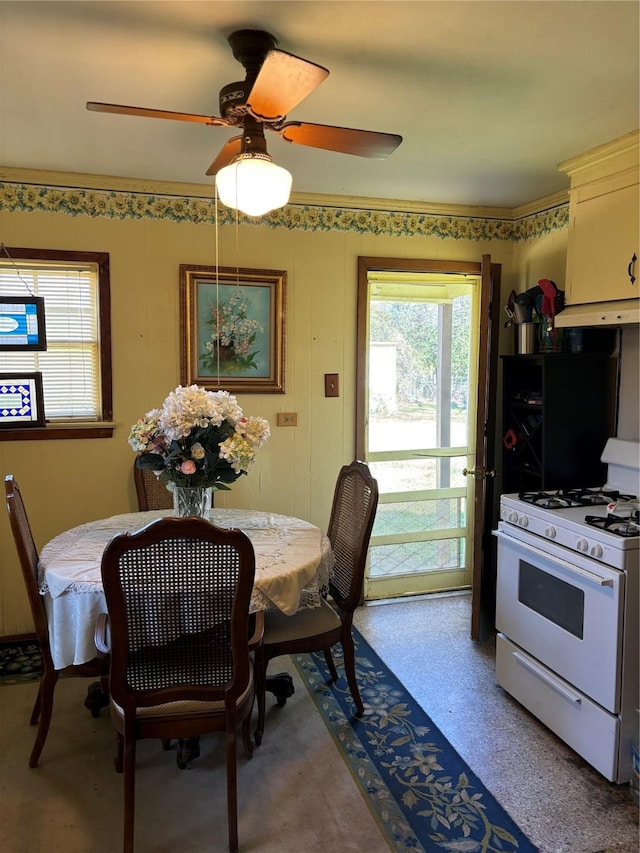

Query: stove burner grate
left=585, top=514, right=640, bottom=538
left=518, top=488, right=637, bottom=509
left=519, top=491, right=583, bottom=508
left=566, top=488, right=636, bottom=506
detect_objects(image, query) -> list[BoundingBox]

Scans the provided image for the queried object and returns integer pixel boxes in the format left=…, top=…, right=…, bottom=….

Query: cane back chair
left=254, top=460, right=378, bottom=745
left=100, top=516, right=260, bottom=853
left=133, top=463, right=216, bottom=512
left=133, top=463, right=174, bottom=512
left=4, top=474, right=109, bottom=767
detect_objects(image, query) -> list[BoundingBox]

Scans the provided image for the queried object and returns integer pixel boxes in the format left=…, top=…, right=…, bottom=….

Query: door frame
left=471, top=256, right=501, bottom=640
left=356, top=256, right=501, bottom=640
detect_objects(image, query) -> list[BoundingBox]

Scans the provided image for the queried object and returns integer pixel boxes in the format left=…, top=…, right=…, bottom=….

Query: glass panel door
left=362, top=272, right=481, bottom=600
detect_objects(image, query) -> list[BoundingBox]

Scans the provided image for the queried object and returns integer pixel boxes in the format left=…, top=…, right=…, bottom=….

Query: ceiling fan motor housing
left=220, top=30, right=280, bottom=126
left=219, top=81, right=251, bottom=123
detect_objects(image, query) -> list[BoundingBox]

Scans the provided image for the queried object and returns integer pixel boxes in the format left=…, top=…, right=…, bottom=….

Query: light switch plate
left=324, top=373, right=339, bottom=397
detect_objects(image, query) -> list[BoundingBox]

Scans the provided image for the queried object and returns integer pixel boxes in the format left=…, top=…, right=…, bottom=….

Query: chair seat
left=111, top=670, right=254, bottom=720
left=264, top=598, right=341, bottom=645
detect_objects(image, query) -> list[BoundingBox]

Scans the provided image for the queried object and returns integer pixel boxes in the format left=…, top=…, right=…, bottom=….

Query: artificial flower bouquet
left=128, top=384, right=270, bottom=490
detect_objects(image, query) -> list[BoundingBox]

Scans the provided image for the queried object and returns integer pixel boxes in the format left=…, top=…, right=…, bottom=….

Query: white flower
left=206, top=390, right=243, bottom=427
left=190, top=442, right=205, bottom=460
left=159, top=385, right=217, bottom=440
left=237, top=416, right=271, bottom=448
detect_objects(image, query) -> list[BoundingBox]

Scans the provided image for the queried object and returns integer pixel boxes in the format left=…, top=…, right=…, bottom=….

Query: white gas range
left=493, top=438, right=639, bottom=784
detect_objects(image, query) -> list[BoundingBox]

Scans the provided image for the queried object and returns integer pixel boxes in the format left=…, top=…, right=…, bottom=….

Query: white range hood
left=555, top=299, right=640, bottom=328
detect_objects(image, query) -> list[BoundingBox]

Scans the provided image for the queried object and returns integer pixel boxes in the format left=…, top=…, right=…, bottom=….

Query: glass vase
left=172, top=486, right=213, bottom=520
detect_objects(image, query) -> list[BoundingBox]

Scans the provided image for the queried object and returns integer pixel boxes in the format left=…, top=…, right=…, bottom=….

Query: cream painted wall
left=2, top=196, right=569, bottom=636
left=510, top=227, right=569, bottom=348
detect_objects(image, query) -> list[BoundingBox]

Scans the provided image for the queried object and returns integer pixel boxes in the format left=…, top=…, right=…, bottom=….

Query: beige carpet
left=0, top=661, right=389, bottom=853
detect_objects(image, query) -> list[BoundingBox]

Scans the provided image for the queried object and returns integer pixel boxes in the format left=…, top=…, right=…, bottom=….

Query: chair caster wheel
left=85, top=681, right=109, bottom=717
left=267, top=672, right=295, bottom=707
left=176, top=736, right=200, bottom=769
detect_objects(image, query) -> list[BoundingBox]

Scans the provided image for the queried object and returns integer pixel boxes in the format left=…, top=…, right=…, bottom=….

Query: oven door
left=494, top=524, right=623, bottom=712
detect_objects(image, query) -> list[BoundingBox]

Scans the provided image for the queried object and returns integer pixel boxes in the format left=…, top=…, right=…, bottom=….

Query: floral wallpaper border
left=0, top=180, right=568, bottom=243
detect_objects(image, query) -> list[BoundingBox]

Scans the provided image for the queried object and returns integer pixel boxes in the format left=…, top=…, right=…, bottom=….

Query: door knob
left=463, top=466, right=496, bottom=479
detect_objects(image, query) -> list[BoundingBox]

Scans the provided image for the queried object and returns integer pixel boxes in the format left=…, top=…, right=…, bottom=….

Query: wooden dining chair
left=132, top=462, right=174, bottom=511
left=4, top=474, right=109, bottom=768
left=100, top=516, right=261, bottom=853
left=133, top=461, right=216, bottom=512
left=254, top=460, right=379, bottom=745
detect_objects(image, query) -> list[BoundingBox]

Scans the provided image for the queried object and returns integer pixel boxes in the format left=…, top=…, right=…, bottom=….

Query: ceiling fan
left=86, top=29, right=402, bottom=213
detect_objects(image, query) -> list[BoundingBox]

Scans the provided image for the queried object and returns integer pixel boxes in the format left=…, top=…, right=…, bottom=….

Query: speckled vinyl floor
left=353, top=592, right=639, bottom=853
left=1, top=594, right=637, bottom=852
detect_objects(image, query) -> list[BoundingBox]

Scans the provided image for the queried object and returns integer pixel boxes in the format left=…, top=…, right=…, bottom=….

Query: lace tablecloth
left=39, top=508, right=334, bottom=669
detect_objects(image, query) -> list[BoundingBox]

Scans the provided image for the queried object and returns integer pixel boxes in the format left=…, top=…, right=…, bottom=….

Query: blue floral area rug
left=293, top=629, right=538, bottom=853
left=0, top=639, right=41, bottom=685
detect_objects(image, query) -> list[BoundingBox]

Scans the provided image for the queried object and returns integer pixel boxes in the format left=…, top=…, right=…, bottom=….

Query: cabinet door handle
left=628, top=253, right=637, bottom=285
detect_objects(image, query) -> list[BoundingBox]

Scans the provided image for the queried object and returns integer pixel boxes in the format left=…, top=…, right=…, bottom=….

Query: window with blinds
left=0, top=248, right=112, bottom=424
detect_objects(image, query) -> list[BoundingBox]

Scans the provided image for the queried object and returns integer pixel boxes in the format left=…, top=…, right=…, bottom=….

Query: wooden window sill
left=0, top=422, right=116, bottom=441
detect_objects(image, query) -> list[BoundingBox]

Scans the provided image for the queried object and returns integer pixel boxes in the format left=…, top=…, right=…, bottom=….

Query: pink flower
left=180, top=460, right=197, bottom=475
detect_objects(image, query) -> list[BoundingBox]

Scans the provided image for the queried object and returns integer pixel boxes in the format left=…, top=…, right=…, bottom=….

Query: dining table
left=38, top=507, right=334, bottom=714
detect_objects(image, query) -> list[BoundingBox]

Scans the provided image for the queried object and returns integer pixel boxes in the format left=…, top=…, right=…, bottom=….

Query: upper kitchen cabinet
left=559, top=131, right=639, bottom=307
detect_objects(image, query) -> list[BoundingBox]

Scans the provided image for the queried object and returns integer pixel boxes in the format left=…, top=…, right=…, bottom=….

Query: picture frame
left=0, top=296, right=47, bottom=351
left=0, top=372, right=45, bottom=428
left=180, top=265, right=286, bottom=394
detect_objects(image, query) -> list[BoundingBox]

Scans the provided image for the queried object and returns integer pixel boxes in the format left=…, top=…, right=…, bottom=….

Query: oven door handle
left=512, top=651, right=582, bottom=704
left=494, top=530, right=614, bottom=587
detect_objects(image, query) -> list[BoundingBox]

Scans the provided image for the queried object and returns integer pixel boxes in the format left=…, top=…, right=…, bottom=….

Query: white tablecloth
left=39, top=509, right=333, bottom=669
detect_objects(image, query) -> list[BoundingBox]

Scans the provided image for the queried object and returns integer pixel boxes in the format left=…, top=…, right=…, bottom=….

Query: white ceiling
left=0, top=0, right=638, bottom=209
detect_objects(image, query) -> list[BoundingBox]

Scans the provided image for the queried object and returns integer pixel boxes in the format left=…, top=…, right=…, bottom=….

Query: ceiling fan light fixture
left=216, top=152, right=292, bottom=217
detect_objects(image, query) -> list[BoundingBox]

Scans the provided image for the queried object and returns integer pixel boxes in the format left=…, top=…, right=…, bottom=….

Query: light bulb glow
left=216, top=154, right=292, bottom=217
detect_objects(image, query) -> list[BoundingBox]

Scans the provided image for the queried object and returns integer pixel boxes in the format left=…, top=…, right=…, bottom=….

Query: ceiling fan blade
left=86, top=102, right=228, bottom=127
left=205, top=136, right=243, bottom=176
left=279, top=122, right=402, bottom=159
left=247, top=50, right=329, bottom=121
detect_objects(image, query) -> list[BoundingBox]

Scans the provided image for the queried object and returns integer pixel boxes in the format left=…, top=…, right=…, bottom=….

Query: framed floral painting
left=180, top=265, right=286, bottom=393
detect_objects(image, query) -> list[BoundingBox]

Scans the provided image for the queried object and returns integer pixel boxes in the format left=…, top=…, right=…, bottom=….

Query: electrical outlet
left=276, top=412, right=298, bottom=426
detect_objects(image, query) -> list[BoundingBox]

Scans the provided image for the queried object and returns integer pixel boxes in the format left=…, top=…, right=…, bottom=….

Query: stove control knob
left=576, top=538, right=589, bottom=552
left=545, top=526, right=556, bottom=539
left=591, top=544, right=604, bottom=558
left=508, top=511, right=518, bottom=523
left=518, top=516, right=529, bottom=528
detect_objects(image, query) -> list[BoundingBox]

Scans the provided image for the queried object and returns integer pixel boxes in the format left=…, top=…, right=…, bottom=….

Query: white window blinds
left=0, top=262, right=101, bottom=421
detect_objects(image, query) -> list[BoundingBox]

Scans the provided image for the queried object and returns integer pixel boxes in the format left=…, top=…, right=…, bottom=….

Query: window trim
left=0, top=247, right=113, bottom=440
